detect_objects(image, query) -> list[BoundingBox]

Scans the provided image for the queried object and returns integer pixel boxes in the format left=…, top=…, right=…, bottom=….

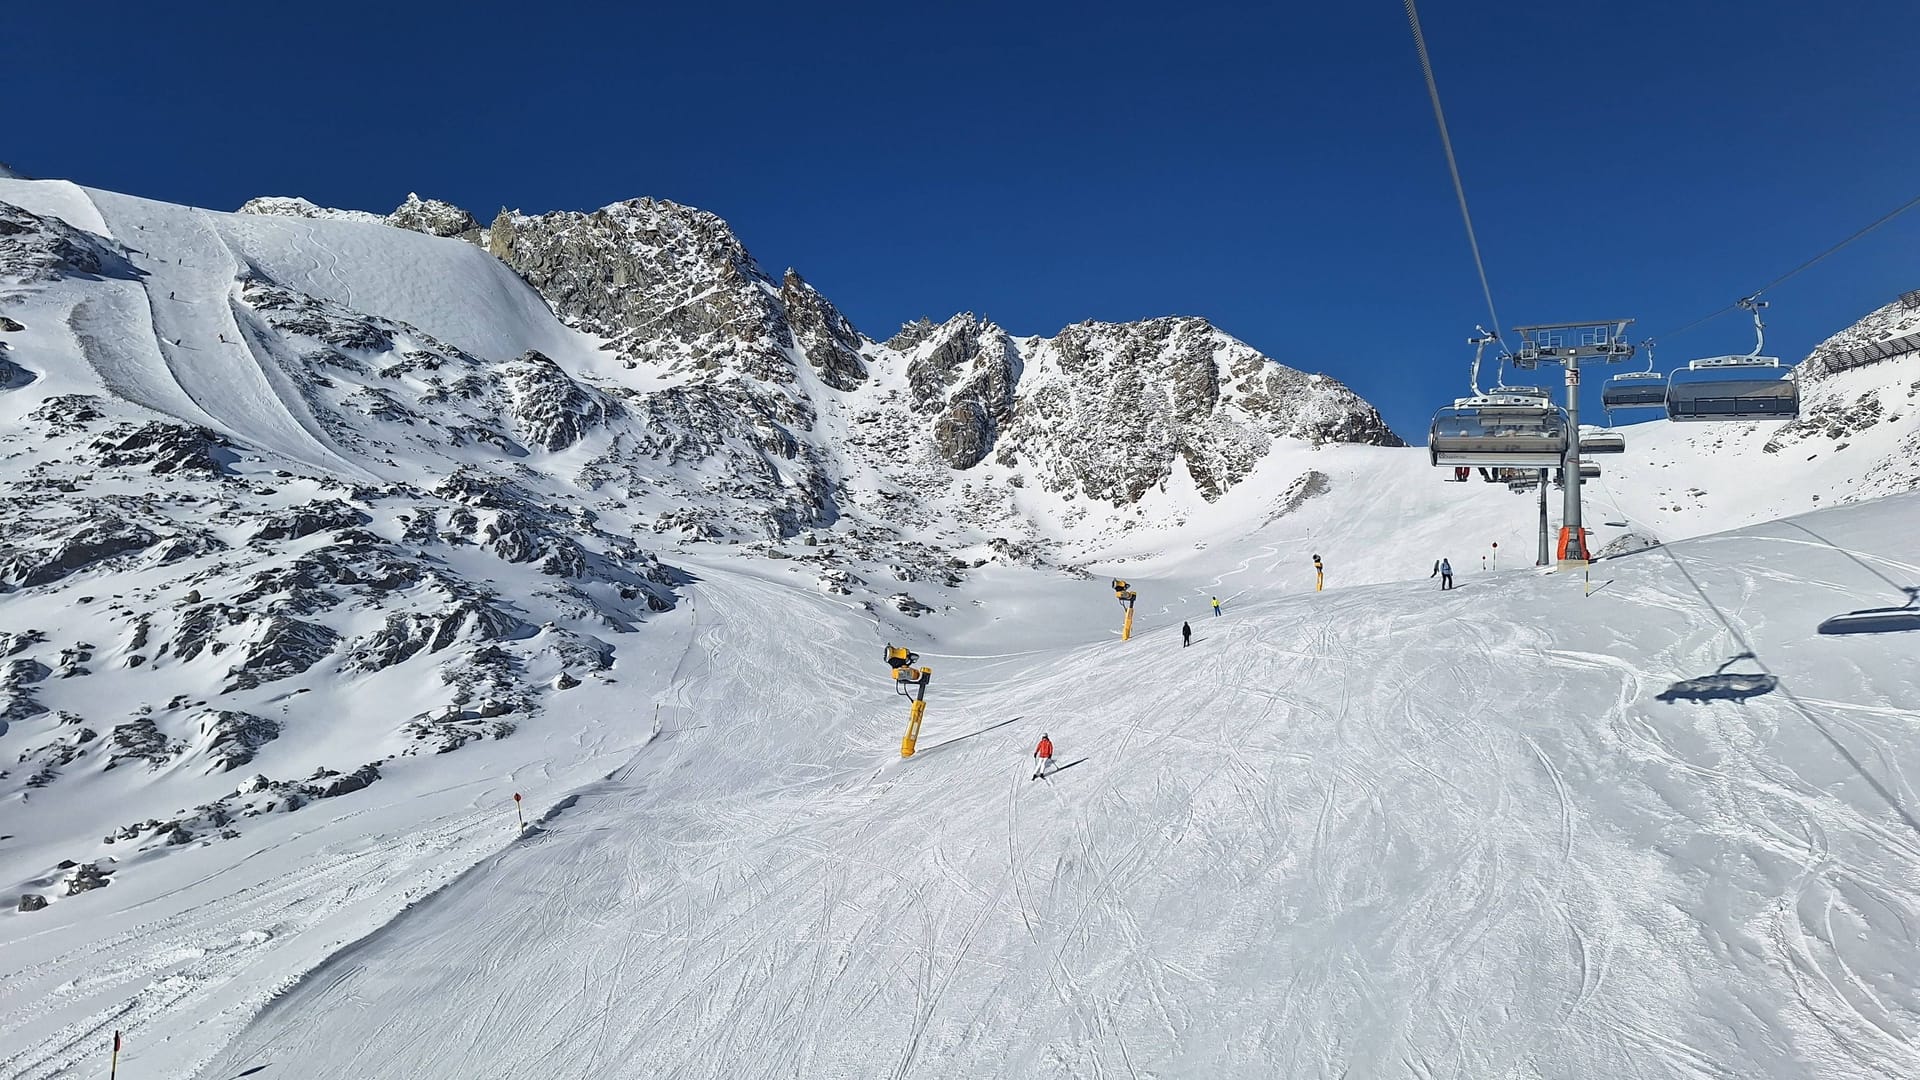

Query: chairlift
left=1603, top=372, right=1668, bottom=411
left=1665, top=297, right=1801, bottom=422
left=1578, top=427, right=1625, bottom=454
left=1666, top=358, right=1798, bottom=421
left=1429, top=334, right=1570, bottom=467
left=1601, top=339, right=1667, bottom=415
left=1431, top=394, right=1570, bottom=466
left=1548, top=463, right=1598, bottom=486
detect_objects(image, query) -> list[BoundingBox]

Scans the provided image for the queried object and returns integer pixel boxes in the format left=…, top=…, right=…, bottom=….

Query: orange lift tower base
left=884, top=644, right=932, bottom=757
left=1111, top=580, right=1138, bottom=641
left=1556, top=526, right=1590, bottom=569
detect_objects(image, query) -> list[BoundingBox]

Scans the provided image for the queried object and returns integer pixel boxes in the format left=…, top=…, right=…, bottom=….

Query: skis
left=1031, top=758, right=1088, bottom=781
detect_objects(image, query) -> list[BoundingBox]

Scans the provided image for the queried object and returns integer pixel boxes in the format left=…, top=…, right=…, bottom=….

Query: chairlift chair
left=1602, top=341, right=1667, bottom=416
left=1665, top=357, right=1799, bottom=421
left=1431, top=334, right=1571, bottom=468
left=1602, top=372, right=1669, bottom=411
left=1578, top=427, right=1626, bottom=454
left=1665, top=296, right=1801, bottom=422
left=1430, top=394, right=1570, bottom=467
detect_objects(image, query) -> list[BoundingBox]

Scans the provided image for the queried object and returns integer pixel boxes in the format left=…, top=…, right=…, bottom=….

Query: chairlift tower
left=1510, top=320, right=1635, bottom=568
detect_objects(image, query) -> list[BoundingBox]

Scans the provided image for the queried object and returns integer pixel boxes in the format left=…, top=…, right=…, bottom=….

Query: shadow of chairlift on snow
left=1818, top=588, right=1920, bottom=636
left=1656, top=652, right=1778, bottom=705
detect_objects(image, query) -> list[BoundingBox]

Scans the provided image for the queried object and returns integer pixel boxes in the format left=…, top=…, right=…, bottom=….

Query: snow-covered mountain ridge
left=0, top=176, right=1408, bottom=911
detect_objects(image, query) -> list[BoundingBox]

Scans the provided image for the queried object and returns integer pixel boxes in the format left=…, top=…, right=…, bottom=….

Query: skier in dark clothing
left=1439, top=558, right=1454, bottom=590
left=1181, top=621, right=1192, bottom=647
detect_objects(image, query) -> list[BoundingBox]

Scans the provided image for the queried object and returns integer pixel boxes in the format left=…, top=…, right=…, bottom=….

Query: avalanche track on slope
left=195, top=495, right=1920, bottom=1080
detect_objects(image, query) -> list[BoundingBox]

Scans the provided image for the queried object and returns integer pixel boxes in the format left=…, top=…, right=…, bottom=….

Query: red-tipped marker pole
left=513, top=792, right=525, bottom=831
left=111, top=1031, right=121, bottom=1079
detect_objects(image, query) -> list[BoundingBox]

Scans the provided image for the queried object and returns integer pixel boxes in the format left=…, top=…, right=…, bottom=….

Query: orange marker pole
left=513, top=792, right=525, bottom=831
left=110, top=1031, right=121, bottom=1080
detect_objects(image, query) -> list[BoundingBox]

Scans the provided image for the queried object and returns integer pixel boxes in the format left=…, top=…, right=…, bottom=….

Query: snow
left=2, top=175, right=1919, bottom=1078
left=142, top=494, right=1920, bottom=1080
left=6, top=485, right=1917, bottom=1078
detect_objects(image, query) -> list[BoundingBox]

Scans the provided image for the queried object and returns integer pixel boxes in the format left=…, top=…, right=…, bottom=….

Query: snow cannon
left=883, top=644, right=931, bottom=757
left=892, top=664, right=931, bottom=698
left=1111, top=580, right=1138, bottom=641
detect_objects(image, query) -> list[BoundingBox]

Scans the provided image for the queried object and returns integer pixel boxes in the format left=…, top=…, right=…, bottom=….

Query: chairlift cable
left=1749, top=189, right=1920, bottom=301
left=1404, top=0, right=1505, bottom=346
left=1651, top=189, right=1920, bottom=345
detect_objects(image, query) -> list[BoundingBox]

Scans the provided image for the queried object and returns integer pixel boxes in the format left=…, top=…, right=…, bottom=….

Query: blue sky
left=9, top=0, right=1917, bottom=439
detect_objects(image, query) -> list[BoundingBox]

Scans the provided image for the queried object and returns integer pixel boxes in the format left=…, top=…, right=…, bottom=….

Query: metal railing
left=1819, top=330, right=1920, bottom=374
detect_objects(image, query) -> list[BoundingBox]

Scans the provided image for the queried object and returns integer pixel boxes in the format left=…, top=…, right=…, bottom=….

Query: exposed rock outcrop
left=387, top=193, right=480, bottom=240
left=194, top=710, right=282, bottom=772
left=0, top=201, right=139, bottom=282
left=781, top=270, right=867, bottom=391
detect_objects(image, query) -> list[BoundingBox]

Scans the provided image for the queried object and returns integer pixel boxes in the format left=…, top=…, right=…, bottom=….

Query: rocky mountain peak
left=981, top=316, right=1401, bottom=503
left=780, top=269, right=867, bottom=391
left=235, top=196, right=385, bottom=225
left=386, top=193, right=480, bottom=240
left=484, top=198, right=797, bottom=384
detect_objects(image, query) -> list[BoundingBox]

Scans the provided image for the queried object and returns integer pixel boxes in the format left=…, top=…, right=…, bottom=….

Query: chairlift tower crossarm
left=1511, top=320, right=1636, bottom=567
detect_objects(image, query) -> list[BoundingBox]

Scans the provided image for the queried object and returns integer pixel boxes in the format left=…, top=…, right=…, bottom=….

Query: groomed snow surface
left=7, top=493, right=1918, bottom=1079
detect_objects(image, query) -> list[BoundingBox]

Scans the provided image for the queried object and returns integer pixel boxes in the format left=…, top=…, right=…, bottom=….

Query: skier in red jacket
left=1032, top=733, right=1055, bottom=780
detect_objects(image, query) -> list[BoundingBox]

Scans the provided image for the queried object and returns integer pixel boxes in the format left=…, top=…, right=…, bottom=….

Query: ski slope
left=0, top=178, right=615, bottom=474
left=138, top=493, right=1916, bottom=1079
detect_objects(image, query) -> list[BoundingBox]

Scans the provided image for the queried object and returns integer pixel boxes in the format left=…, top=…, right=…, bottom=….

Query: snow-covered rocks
left=497, top=350, right=620, bottom=452
left=249, top=499, right=370, bottom=543
left=0, top=514, right=162, bottom=588
left=62, top=863, right=111, bottom=895
left=236, top=196, right=385, bottom=226
left=781, top=269, right=867, bottom=391
left=386, top=193, right=480, bottom=240
left=0, top=200, right=137, bottom=282
left=90, top=421, right=229, bottom=476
